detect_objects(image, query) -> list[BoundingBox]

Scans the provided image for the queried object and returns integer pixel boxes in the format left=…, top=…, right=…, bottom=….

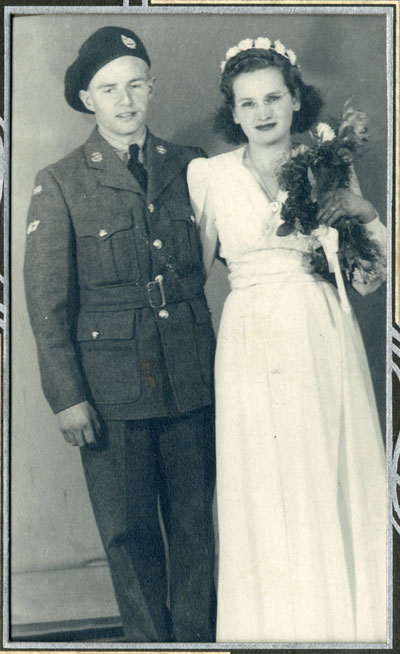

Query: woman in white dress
left=187, top=38, right=386, bottom=643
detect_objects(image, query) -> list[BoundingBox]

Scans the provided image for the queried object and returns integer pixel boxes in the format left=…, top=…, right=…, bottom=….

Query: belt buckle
left=147, top=279, right=166, bottom=309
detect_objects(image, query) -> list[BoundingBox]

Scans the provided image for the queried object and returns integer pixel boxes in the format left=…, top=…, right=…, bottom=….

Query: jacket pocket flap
left=75, top=215, right=132, bottom=239
left=77, top=310, right=134, bottom=341
left=164, top=194, right=196, bottom=223
left=168, top=210, right=196, bottom=224
left=189, top=297, right=211, bottom=324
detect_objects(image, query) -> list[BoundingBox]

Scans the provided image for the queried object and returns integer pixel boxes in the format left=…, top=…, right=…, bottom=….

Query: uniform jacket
left=24, top=128, right=215, bottom=419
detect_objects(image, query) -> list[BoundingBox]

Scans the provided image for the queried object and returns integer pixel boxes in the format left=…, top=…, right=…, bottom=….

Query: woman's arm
left=187, top=158, right=218, bottom=276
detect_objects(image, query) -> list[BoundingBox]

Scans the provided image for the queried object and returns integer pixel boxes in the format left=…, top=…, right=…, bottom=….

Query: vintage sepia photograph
left=5, top=4, right=395, bottom=649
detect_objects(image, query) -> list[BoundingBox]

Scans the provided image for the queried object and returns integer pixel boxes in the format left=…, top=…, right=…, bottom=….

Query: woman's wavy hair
left=214, top=48, right=323, bottom=144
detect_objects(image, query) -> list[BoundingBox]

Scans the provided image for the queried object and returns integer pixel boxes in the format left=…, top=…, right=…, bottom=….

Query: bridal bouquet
left=276, top=101, right=382, bottom=286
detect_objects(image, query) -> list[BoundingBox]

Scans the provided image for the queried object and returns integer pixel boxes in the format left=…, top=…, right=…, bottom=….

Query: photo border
left=2, top=2, right=398, bottom=652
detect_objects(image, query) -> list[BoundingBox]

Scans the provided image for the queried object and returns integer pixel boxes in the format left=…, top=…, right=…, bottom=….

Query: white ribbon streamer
left=313, top=225, right=351, bottom=313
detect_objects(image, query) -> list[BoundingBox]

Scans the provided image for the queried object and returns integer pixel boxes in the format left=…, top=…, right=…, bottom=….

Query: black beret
left=65, top=27, right=151, bottom=113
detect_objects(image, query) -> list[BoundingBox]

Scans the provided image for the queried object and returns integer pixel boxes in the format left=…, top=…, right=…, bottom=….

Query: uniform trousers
left=80, top=405, right=216, bottom=643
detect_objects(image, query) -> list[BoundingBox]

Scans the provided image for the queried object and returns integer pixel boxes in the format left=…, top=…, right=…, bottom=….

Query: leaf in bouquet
left=302, top=224, right=313, bottom=236
left=336, top=147, right=354, bottom=164
left=311, top=165, right=341, bottom=197
left=310, top=248, right=331, bottom=280
left=339, top=126, right=353, bottom=140
left=343, top=96, right=354, bottom=111
left=340, top=110, right=357, bottom=128
left=333, top=213, right=382, bottom=284
left=281, top=200, right=298, bottom=220
left=306, top=167, right=318, bottom=202
left=339, top=112, right=368, bottom=148
left=277, top=222, right=296, bottom=237
left=343, top=248, right=356, bottom=269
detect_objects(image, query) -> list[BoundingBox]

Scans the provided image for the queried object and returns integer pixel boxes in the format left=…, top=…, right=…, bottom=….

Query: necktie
left=127, top=144, right=147, bottom=192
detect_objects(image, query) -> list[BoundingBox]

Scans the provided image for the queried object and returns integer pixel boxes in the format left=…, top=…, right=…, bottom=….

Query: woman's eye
left=267, top=95, right=280, bottom=103
left=241, top=101, right=254, bottom=109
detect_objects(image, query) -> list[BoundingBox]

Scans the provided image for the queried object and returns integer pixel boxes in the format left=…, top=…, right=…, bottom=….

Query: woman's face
left=232, top=66, right=300, bottom=147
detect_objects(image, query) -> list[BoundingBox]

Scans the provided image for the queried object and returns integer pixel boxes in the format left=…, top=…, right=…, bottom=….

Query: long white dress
left=187, top=147, right=387, bottom=644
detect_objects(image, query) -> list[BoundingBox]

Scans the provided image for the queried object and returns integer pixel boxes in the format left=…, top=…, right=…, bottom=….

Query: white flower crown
left=220, top=37, right=297, bottom=74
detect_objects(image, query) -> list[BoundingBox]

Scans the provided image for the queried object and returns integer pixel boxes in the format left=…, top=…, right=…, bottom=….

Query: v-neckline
left=238, top=147, right=286, bottom=207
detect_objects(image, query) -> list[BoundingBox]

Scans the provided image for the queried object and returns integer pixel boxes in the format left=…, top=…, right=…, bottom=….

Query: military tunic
left=24, top=127, right=217, bottom=642
left=24, top=128, right=215, bottom=421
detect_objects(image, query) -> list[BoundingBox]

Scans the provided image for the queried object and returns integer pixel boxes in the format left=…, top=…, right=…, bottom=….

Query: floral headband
left=220, top=37, right=297, bottom=74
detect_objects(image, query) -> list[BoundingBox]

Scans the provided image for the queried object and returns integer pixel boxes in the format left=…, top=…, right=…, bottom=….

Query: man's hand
left=57, top=400, right=101, bottom=447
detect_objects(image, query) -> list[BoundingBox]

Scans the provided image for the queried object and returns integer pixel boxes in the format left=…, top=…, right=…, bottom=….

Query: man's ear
left=79, top=89, right=94, bottom=112
left=147, top=75, right=155, bottom=97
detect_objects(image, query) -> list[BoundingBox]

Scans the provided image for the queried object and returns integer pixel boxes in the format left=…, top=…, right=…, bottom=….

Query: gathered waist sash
left=228, top=249, right=319, bottom=290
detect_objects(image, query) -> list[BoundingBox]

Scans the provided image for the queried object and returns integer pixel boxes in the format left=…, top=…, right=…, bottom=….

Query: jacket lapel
left=145, top=133, right=183, bottom=204
left=83, top=128, right=144, bottom=195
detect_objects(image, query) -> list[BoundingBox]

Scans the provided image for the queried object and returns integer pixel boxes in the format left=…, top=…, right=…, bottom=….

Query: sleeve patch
left=33, top=185, right=43, bottom=196
left=27, top=220, right=40, bottom=234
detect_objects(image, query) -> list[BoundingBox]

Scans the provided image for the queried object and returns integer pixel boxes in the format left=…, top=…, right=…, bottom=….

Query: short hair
left=214, top=48, right=323, bottom=145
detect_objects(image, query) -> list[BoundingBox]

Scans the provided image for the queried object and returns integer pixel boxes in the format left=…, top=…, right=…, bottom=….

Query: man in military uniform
left=24, top=26, right=216, bottom=643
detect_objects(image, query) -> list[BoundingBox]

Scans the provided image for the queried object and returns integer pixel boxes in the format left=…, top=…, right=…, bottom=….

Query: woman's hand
left=317, top=188, right=376, bottom=226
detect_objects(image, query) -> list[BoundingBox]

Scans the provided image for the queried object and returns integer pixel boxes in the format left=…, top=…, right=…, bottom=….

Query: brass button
left=99, top=229, right=108, bottom=237
left=148, top=203, right=155, bottom=213
left=190, top=214, right=196, bottom=223
left=92, top=331, right=99, bottom=339
left=155, top=274, right=163, bottom=282
left=153, top=239, right=163, bottom=250
left=158, top=309, right=169, bottom=319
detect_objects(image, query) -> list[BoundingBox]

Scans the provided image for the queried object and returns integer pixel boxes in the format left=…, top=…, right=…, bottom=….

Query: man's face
left=79, top=55, right=154, bottom=139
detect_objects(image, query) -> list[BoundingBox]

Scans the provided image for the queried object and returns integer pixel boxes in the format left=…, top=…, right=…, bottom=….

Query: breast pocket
left=76, top=310, right=141, bottom=404
left=75, top=215, right=141, bottom=287
left=166, top=197, right=203, bottom=272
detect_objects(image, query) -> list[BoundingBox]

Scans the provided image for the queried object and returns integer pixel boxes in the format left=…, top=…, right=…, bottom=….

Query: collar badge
left=156, top=145, right=167, bottom=155
left=121, top=35, right=137, bottom=49
left=91, top=152, right=103, bottom=163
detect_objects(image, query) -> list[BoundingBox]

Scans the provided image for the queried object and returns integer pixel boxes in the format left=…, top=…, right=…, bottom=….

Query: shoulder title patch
left=27, top=220, right=40, bottom=234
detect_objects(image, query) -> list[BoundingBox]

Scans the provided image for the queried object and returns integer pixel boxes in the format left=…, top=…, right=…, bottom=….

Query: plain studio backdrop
left=11, top=11, right=387, bottom=634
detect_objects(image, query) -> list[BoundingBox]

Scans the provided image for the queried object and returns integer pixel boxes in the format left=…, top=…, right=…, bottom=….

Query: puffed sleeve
left=24, top=169, right=88, bottom=413
left=187, top=158, right=218, bottom=275
left=348, top=166, right=387, bottom=295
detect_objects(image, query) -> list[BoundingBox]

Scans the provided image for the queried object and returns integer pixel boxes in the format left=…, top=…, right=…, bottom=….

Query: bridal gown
left=187, top=147, right=387, bottom=644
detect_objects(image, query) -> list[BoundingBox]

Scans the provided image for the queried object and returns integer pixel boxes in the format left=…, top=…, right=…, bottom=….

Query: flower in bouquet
left=338, top=100, right=368, bottom=145
left=276, top=102, right=381, bottom=286
left=315, top=122, right=336, bottom=143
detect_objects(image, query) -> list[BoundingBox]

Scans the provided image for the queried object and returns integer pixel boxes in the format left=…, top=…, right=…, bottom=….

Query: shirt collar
left=97, top=125, right=147, bottom=154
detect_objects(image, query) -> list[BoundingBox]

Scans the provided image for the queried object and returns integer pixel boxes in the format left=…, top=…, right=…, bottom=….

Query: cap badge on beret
left=121, top=35, right=137, bottom=50
left=156, top=145, right=167, bottom=155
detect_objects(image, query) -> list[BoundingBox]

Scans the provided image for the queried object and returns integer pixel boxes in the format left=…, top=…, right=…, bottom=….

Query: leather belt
left=79, top=271, right=205, bottom=311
